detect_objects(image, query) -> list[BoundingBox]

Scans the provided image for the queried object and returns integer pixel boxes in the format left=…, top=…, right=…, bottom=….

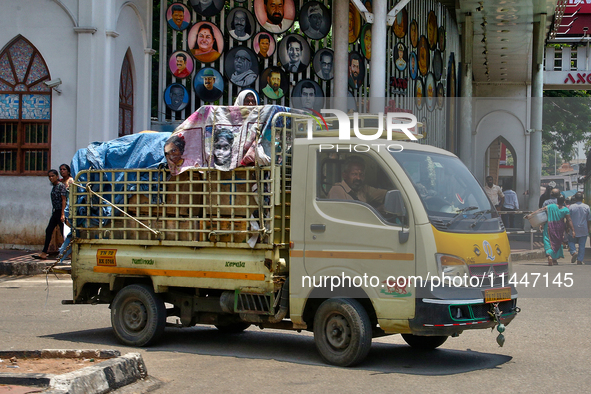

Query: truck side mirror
left=384, top=190, right=405, bottom=215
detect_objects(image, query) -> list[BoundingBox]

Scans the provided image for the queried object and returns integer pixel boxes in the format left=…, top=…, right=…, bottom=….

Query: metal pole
left=459, top=15, right=473, bottom=166
left=369, top=0, right=387, bottom=113
left=333, top=0, right=349, bottom=112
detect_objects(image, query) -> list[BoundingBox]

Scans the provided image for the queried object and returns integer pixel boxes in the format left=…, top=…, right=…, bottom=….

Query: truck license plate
left=484, top=287, right=511, bottom=303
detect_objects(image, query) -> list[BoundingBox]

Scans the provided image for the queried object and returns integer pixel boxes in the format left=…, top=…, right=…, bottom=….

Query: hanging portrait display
left=164, top=83, right=189, bottom=112
left=226, top=8, right=256, bottom=42
left=188, top=22, right=224, bottom=63
left=313, top=48, right=335, bottom=81
left=427, top=11, right=438, bottom=51
left=348, top=2, right=362, bottom=44
left=253, top=32, right=276, bottom=60
left=432, top=49, right=443, bottom=81
left=224, top=46, right=259, bottom=87
left=414, top=78, right=424, bottom=110
left=291, top=79, right=325, bottom=112
left=436, top=82, right=445, bottom=110
left=393, top=8, right=408, bottom=38
left=278, top=34, right=311, bottom=74
left=169, top=51, right=194, bottom=79
left=348, top=51, right=365, bottom=89
left=167, top=3, right=191, bottom=31
left=190, top=0, right=224, bottom=17
left=409, top=51, right=418, bottom=80
left=417, top=35, right=430, bottom=76
left=254, top=0, right=296, bottom=34
left=260, top=66, right=289, bottom=100
left=438, top=26, right=446, bottom=52
left=360, top=24, right=372, bottom=61
left=425, top=72, right=436, bottom=112
left=300, top=2, right=331, bottom=40
left=409, top=19, right=419, bottom=48
left=395, top=42, right=407, bottom=72
left=194, top=68, right=224, bottom=103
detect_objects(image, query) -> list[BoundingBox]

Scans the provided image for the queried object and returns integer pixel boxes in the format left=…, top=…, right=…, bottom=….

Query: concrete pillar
left=458, top=15, right=473, bottom=166
left=369, top=0, right=387, bottom=113
left=528, top=14, right=546, bottom=212
left=333, top=0, right=349, bottom=112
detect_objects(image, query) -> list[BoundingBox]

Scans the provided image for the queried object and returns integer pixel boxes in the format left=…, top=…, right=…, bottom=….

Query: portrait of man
left=301, top=2, right=331, bottom=40
left=417, top=35, right=430, bottom=76
left=415, top=78, right=424, bottom=109
left=227, top=8, right=253, bottom=41
left=169, top=51, right=193, bottom=79
left=261, top=67, right=286, bottom=100
left=348, top=52, right=364, bottom=89
left=313, top=48, right=334, bottom=80
left=165, top=83, right=188, bottom=111
left=427, top=11, right=438, bottom=50
left=348, top=3, right=361, bottom=43
left=190, top=0, right=224, bottom=17
left=292, top=79, right=324, bottom=111
left=167, top=3, right=190, bottom=31
left=254, top=33, right=275, bottom=60
left=255, top=0, right=295, bottom=34
left=410, top=19, right=418, bottom=48
left=395, top=42, right=407, bottom=72
left=436, top=82, right=444, bottom=109
left=280, top=35, right=309, bottom=73
left=194, top=68, right=224, bottom=102
left=225, top=47, right=259, bottom=87
left=393, top=8, right=407, bottom=38
left=409, top=51, right=418, bottom=80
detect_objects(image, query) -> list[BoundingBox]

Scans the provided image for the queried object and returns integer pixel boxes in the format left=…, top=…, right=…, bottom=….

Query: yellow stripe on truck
left=93, top=266, right=266, bottom=281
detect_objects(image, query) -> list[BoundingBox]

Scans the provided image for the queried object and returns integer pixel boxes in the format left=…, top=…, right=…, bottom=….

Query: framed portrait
left=436, top=82, right=445, bottom=110
left=427, top=11, right=438, bottom=51
left=417, top=35, right=430, bottom=76
left=254, top=0, right=296, bottom=34
left=291, top=79, right=325, bottom=112
left=409, top=51, right=418, bottom=80
left=395, top=42, right=407, bottom=72
left=194, top=68, right=224, bottom=103
left=348, top=51, right=365, bottom=89
left=164, top=83, right=189, bottom=112
left=432, top=49, right=443, bottom=81
left=425, top=72, right=436, bottom=112
left=360, top=24, right=372, bottom=61
left=409, top=19, right=418, bottom=48
left=190, top=0, right=224, bottom=17
left=348, top=2, right=361, bottom=44
left=438, top=26, right=446, bottom=52
left=393, top=8, right=408, bottom=39
left=313, top=48, right=334, bottom=81
left=224, top=46, right=259, bottom=87
left=226, top=8, right=255, bottom=42
left=167, top=3, right=191, bottom=31
left=188, top=22, right=224, bottom=64
left=169, top=51, right=194, bottom=79
left=363, top=0, right=373, bottom=13
left=260, top=66, right=289, bottom=100
left=300, top=2, right=331, bottom=40
left=414, top=78, right=424, bottom=110
left=278, top=34, right=311, bottom=74
left=253, top=32, right=276, bottom=60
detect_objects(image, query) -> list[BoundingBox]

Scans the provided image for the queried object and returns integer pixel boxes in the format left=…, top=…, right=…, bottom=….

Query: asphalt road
left=0, top=260, right=590, bottom=393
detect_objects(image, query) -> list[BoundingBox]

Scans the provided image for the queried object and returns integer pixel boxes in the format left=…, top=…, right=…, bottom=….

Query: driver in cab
left=328, top=156, right=387, bottom=208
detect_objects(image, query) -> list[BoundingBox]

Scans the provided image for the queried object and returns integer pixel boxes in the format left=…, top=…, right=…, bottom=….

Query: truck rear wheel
left=313, top=298, right=372, bottom=367
left=401, top=334, right=448, bottom=350
left=214, top=322, right=251, bottom=333
left=111, top=284, right=166, bottom=346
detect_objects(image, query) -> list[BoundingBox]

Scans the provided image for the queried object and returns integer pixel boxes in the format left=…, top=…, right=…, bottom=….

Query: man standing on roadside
left=484, top=176, right=504, bottom=211
left=568, top=192, right=591, bottom=264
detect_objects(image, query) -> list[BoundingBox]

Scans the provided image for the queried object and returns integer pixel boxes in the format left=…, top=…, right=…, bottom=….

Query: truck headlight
left=436, top=253, right=469, bottom=277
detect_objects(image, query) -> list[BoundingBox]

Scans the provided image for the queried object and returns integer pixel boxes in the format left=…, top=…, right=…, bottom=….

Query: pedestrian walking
left=502, top=180, right=519, bottom=228
left=568, top=192, right=591, bottom=265
left=33, top=169, right=67, bottom=260
left=539, top=196, right=574, bottom=266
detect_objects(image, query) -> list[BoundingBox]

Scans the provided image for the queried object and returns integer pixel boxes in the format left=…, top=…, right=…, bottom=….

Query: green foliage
left=542, top=144, right=562, bottom=176
left=543, top=90, right=591, bottom=162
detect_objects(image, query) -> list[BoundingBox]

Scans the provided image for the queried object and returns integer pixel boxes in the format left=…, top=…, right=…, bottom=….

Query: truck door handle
left=310, top=224, right=326, bottom=232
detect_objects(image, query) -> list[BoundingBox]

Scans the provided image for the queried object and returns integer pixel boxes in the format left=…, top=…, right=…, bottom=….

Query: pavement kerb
left=0, top=350, right=150, bottom=394
left=509, top=249, right=546, bottom=262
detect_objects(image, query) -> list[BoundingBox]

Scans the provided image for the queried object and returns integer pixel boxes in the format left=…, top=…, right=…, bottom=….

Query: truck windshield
left=392, top=150, right=501, bottom=232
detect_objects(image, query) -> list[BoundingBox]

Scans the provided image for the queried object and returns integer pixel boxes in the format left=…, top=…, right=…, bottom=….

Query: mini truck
left=65, top=108, right=518, bottom=367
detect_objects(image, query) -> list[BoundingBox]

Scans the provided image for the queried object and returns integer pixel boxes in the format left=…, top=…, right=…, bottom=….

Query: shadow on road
left=42, top=326, right=511, bottom=375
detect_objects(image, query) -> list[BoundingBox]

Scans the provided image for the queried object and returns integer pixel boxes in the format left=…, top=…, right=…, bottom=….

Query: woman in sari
left=541, top=196, right=574, bottom=266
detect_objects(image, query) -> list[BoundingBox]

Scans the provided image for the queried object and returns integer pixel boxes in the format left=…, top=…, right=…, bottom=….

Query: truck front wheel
left=313, top=298, right=372, bottom=367
left=111, top=284, right=166, bottom=346
left=402, top=334, right=448, bottom=350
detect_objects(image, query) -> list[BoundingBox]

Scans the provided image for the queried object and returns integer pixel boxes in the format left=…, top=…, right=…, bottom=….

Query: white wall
left=0, top=0, right=151, bottom=247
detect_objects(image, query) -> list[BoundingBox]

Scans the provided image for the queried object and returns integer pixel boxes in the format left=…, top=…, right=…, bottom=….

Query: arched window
left=0, top=35, right=51, bottom=175
left=119, top=52, right=133, bottom=137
